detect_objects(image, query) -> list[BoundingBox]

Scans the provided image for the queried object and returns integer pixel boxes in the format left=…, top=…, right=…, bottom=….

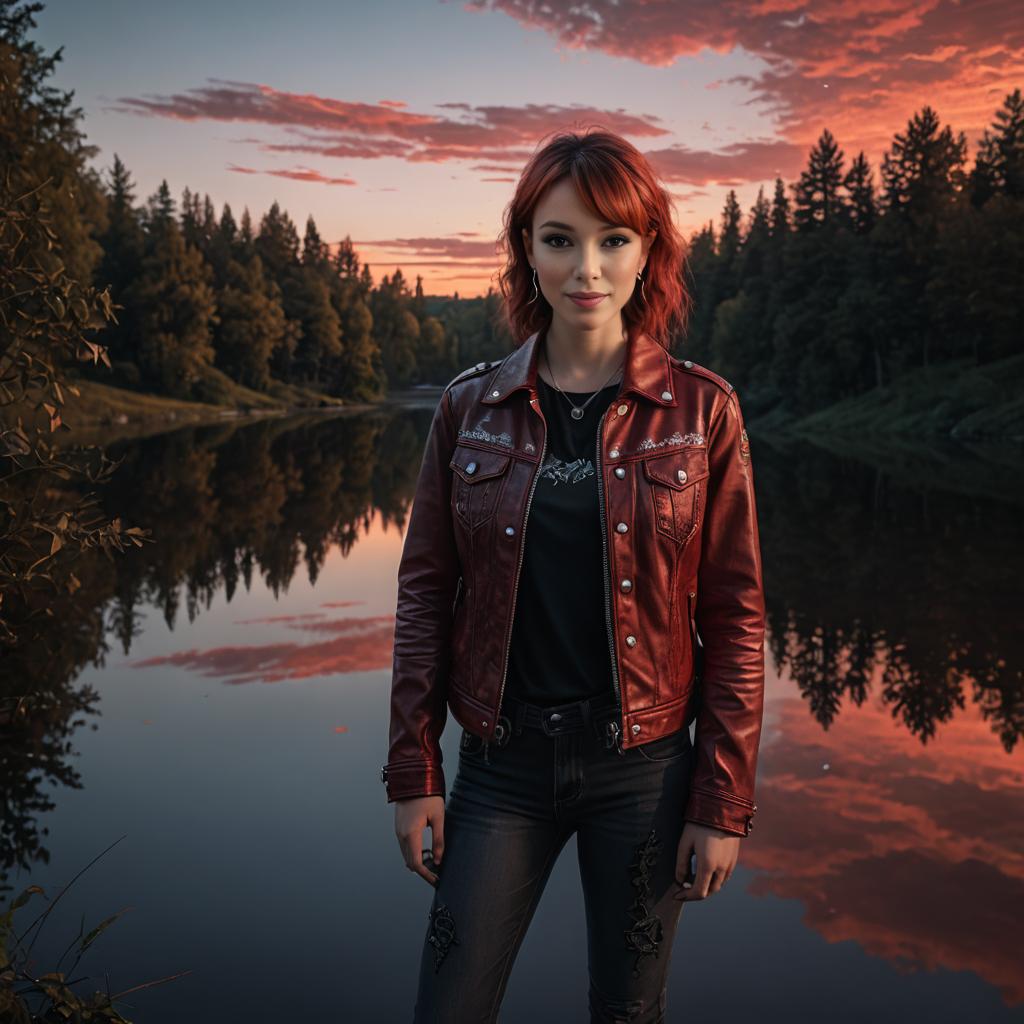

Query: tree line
left=90, top=164, right=502, bottom=402
left=78, top=89, right=1024, bottom=416
left=683, top=94, right=1023, bottom=416
left=3, top=0, right=1023, bottom=416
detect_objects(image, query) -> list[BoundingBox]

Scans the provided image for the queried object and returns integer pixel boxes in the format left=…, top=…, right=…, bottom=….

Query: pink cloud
left=227, top=163, right=357, bottom=185
left=109, top=81, right=670, bottom=164
left=129, top=613, right=396, bottom=683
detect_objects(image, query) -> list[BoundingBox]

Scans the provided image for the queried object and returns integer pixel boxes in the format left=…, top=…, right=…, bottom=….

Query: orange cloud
left=462, top=0, right=1023, bottom=159
left=749, top=683, right=1024, bottom=1005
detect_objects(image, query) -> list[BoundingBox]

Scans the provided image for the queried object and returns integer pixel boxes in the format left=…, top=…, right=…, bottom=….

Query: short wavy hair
left=495, top=126, right=692, bottom=349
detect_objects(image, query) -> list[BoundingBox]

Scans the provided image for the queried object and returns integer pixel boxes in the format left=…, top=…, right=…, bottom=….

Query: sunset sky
left=34, top=0, right=1023, bottom=297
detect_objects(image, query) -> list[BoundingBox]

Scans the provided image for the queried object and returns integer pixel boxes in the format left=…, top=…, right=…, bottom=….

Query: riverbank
left=0, top=374, right=367, bottom=448
left=4, top=354, right=1021, bottom=449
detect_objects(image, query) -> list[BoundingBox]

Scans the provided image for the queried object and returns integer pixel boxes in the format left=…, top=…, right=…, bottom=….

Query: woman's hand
left=395, top=795, right=446, bottom=886
left=673, top=821, right=740, bottom=901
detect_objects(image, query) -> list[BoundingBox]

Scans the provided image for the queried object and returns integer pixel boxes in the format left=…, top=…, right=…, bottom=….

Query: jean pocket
left=634, top=727, right=691, bottom=763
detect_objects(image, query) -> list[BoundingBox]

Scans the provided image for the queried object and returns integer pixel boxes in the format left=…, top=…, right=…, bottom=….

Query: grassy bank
left=0, top=364, right=356, bottom=446
left=782, top=353, right=1024, bottom=442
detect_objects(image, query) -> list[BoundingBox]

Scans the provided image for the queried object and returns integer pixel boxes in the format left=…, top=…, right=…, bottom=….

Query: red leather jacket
left=382, top=327, right=766, bottom=837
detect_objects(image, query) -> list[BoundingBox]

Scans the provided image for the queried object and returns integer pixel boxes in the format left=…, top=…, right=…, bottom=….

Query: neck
left=539, top=317, right=628, bottom=391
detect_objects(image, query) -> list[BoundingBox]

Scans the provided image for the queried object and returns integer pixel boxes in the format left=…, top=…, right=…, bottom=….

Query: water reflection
left=2, top=403, right=1022, bottom=1021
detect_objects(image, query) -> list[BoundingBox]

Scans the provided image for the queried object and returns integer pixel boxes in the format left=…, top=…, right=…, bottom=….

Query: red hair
left=495, top=126, right=692, bottom=349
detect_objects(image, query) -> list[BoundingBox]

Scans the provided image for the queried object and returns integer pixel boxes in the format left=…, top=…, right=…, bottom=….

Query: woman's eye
left=541, top=235, right=630, bottom=248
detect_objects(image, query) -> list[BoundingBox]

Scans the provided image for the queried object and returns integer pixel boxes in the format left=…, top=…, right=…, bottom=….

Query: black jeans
left=413, top=689, right=697, bottom=1023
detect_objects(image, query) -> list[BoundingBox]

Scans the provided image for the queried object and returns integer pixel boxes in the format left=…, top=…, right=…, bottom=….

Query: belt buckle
left=493, top=714, right=512, bottom=746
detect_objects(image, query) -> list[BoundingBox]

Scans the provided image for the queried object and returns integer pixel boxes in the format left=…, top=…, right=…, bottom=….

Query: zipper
left=687, top=587, right=702, bottom=688
left=494, top=395, right=548, bottom=729
left=595, top=402, right=625, bottom=755
left=686, top=589, right=696, bottom=660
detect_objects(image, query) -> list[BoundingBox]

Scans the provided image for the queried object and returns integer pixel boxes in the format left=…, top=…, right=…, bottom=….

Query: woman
left=382, top=128, right=766, bottom=1023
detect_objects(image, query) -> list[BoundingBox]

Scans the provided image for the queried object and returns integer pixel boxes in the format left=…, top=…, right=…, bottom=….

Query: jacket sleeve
left=381, top=388, right=461, bottom=803
left=684, top=389, right=766, bottom=837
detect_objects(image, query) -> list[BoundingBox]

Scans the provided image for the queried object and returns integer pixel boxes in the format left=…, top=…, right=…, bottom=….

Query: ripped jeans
left=412, top=688, right=696, bottom=1023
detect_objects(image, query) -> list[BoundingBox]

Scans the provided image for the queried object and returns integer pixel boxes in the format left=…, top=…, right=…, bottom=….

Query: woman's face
left=522, top=177, right=654, bottom=332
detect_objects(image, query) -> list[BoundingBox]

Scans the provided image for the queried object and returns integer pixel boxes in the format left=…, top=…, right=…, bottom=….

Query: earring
left=636, top=271, right=647, bottom=304
left=527, top=267, right=539, bottom=304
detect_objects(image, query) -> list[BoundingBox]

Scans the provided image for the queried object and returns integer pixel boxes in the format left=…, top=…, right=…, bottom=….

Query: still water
left=5, top=398, right=1023, bottom=1022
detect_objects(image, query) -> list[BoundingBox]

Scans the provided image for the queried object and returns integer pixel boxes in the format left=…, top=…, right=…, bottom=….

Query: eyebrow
left=538, top=220, right=629, bottom=231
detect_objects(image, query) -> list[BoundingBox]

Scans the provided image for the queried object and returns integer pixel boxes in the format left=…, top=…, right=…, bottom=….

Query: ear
left=521, top=226, right=533, bottom=265
left=640, top=230, right=656, bottom=270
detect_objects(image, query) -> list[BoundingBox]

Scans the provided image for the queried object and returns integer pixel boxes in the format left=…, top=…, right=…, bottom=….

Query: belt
left=498, top=691, right=622, bottom=750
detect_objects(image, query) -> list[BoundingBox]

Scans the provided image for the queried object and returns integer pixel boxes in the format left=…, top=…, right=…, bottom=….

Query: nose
left=576, top=241, right=602, bottom=282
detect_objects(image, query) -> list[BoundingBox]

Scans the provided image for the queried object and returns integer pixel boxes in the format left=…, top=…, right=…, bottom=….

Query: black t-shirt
left=505, top=371, right=624, bottom=706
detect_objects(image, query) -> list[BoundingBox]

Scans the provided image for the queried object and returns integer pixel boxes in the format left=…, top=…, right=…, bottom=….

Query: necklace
left=542, top=344, right=625, bottom=421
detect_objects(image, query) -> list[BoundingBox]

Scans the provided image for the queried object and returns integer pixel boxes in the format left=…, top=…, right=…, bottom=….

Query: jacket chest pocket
left=450, top=445, right=511, bottom=530
left=642, top=447, right=708, bottom=544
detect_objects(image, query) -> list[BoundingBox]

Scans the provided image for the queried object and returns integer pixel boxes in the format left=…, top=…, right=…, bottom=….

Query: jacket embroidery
left=634, top=430, right=705, bottom=453
left=458, top=426, right=513, bottom=447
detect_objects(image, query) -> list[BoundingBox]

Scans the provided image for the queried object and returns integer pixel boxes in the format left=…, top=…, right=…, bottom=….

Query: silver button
left=625, top=635, right=637, bottom=647
left=549, top=712, right=562, bottom=722
left=524, top=442, right=535, bottom=453
left=661, top=390, right=673, bottom=401
left=505, top=526, right=515, bottom=536
left=684, top=359, right=693, bottom=368
left=609, top=448, right=620, bottom=458
left=491, top=390, right=500, bottom=397
left=631, top=724, right=641, bottom=734
left=614, top=467, right=626, bottom=478
left=620, top=579, right=632, bottom=592
left=466, top=461, right=477, bottom=474
left=616, top=522, right=628, bottom=533
left=482, top=720, right=488, bottom=727
left=676, top=469, right=687, bottom=483
left=617, top=403, right=628, bottom=415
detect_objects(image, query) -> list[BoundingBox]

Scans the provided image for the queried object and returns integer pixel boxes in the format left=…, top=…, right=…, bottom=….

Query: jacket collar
left=481, top=323, right=677, bottom=408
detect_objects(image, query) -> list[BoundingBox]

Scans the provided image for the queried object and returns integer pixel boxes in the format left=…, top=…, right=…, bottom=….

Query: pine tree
left=970, top=89, right=1024, bottom=203
left=843, top=152, right=876, bottom=235
left=333, top=234, right=360, bottom=279
left=880, top=105, right=967, bottom=218
left=769, top=177, right=790, bottom=239
left=794, top=128, right=846, bottom=229
left=94, top=154, right=144, bottom=369
left=213, top=251, right=284, bottom=390
left=144, top=179, right=175, bottom=229
left=125, top=187, right=217, bottom=396
left=302, top=214, right=329, bottom=270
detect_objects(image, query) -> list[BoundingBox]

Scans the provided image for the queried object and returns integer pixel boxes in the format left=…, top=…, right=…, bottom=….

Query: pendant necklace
left=543, top=344, right=624, bottom=421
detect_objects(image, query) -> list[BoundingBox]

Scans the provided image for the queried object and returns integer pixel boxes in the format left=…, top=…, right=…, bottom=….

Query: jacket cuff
left=381, top=759, right=446, bottom=803
left=684, top=786, right=757, bottom=837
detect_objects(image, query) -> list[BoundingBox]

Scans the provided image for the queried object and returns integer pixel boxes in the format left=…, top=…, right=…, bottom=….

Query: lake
left=5, top=398, right=1023, bottom=1022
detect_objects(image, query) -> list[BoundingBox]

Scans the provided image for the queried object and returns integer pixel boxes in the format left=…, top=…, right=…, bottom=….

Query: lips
left=568, top=293, right=607, bottom=308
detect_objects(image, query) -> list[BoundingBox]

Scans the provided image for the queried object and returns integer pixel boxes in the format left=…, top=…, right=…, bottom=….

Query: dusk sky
left=34, top=0, right=1023, bottom=297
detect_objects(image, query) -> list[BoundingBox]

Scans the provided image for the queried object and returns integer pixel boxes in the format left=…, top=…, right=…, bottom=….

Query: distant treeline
left=86, top=164, right=520, bottom=403
left=682, top=94, right=1024, bottom=416
left=5, top=0, right=1022, bottom=412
